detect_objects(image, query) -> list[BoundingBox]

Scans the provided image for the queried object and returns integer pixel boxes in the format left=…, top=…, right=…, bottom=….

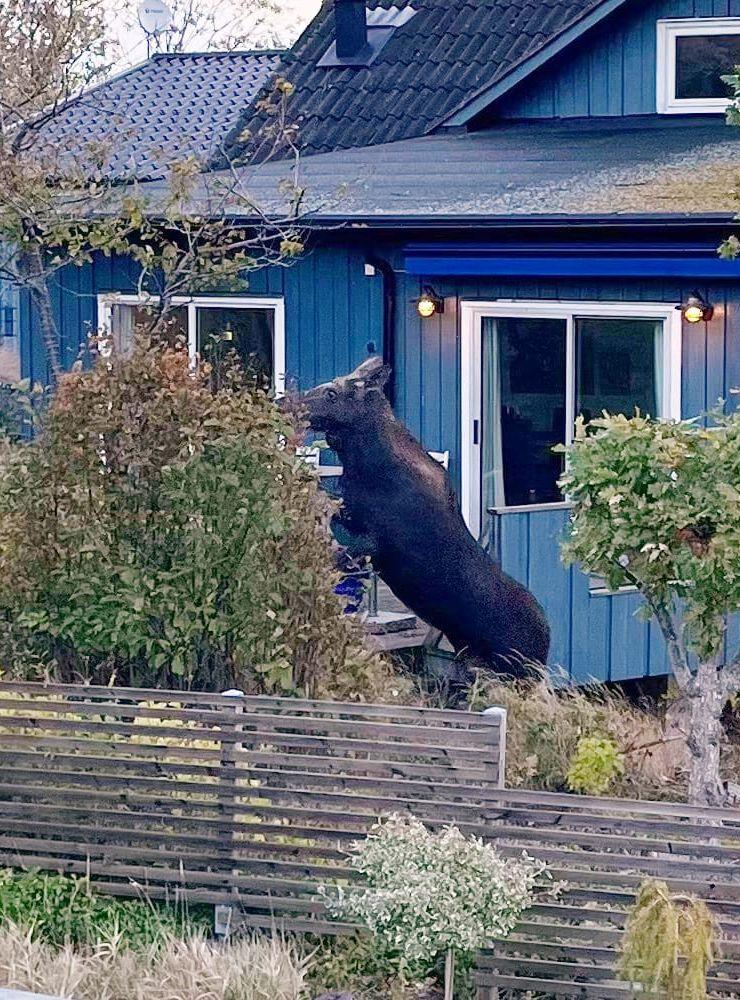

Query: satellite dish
left=138, top=0, right=173, bottom=35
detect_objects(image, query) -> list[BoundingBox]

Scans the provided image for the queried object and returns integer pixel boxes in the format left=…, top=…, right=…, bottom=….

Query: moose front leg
left=331, top=513, right=379, bottom=560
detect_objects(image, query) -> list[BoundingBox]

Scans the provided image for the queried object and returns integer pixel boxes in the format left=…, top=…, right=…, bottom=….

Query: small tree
left=322, top=815, right=547, bottom=999
left=0, top=0, right=305, bottom=381
left=560, top=412, right=740, bottom=806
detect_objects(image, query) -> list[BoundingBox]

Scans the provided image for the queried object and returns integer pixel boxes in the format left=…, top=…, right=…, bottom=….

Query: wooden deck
left=363, top=581, right=430, bottom=652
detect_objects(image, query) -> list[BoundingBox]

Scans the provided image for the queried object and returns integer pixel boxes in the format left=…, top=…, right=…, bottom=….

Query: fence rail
left=473, top=791, right=740, bottom=999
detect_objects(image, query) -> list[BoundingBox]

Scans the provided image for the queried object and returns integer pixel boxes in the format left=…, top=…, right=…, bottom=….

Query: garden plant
left=561, top=412, right=740, bottom=805
left=619, top=879, right=719, bottom=1000
left=321, top=814, right=547, bottom=999
left=0, top=336, right=397, bottom=698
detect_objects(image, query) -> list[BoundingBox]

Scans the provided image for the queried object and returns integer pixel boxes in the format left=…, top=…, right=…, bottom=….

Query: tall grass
left=469, top=671, right=687, bottom=798
left=0, top=923, right=312, bottom=1000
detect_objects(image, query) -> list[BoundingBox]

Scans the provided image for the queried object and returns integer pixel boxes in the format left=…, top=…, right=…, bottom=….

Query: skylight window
left=657, top=18, right=740, bottom=113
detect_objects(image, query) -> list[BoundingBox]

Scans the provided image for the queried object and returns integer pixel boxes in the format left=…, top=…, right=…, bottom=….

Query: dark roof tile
left=224, top=0, right=612, bottom=163
left=39, top=50, right=281, bottom=180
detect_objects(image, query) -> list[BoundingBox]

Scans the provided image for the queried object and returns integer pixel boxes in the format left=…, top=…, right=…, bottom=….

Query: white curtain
left=482, top=317, right=506, bottom=511
left=653, top=320, right=664, bottom=416
left=110, top=304, right=135, bottom=356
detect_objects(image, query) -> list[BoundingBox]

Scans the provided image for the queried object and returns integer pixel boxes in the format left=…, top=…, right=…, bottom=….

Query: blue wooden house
left=20, top=0, right=740, bottom=683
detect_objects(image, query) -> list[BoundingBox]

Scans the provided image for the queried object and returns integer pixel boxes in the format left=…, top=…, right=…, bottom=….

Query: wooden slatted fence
left=2, top=681, right=739, bottom=998
left=0, top=681, right=504, bottom=936
left=473, top=790, right=740, bottom=998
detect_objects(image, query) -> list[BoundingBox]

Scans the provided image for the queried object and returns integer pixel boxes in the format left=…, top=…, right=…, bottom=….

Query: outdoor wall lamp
left=417, top=286, right=445, bottom=318
left=682, top=293, right=714, bottom=324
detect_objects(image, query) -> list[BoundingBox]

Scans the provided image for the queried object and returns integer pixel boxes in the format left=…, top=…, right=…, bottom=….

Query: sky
left=111, top=0, right=322, bottom=68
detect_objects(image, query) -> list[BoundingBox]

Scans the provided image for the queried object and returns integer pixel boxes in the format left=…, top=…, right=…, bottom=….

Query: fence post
left=215, top=688, right=244, bottom=938
left=477, top=707, right=506, bottom=999
left=482, top=706, right=507, bottom=789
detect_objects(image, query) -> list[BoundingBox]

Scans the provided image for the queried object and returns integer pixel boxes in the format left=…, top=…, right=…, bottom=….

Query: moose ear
left=368, top=363, right=391, bottom=389
left=351, top=355, right=390, bottom=388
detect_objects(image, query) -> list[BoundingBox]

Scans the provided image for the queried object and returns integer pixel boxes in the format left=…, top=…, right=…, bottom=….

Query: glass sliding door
left=461, top=301, right=681, bottom=533
left=481, top=316, right=567, bottom=511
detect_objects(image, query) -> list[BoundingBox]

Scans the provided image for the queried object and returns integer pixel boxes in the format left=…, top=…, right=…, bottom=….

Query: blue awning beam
left=404, top=244, right=740, bottom=279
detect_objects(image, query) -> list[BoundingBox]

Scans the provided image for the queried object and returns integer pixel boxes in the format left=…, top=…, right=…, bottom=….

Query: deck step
left=365, top=610, right=418, bottom=634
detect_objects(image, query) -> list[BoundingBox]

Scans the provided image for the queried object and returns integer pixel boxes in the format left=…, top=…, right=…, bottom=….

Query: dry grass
left=0, top=923, right=312, bottom=1000
left=469, top=671, right=688, bottom=799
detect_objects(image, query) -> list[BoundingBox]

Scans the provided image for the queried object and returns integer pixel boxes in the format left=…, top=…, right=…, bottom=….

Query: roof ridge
left=151, top=49, right=284, bottom=59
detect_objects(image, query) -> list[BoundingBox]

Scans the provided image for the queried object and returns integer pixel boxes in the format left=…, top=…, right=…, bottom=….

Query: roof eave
left=205, top=211, right=738, bottom=230
left=436, top=0, right=634, bottom=130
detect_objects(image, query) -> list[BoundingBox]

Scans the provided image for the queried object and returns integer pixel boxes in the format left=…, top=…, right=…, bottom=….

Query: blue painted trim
left=405, top=254, right=740, bottom=278
left=439, top=0, right=634, bottom=127
left=405, top=241, right=730, bottom=255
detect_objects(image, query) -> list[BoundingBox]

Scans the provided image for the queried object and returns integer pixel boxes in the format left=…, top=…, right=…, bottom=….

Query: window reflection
left=481, top=314, right=665, bottom=510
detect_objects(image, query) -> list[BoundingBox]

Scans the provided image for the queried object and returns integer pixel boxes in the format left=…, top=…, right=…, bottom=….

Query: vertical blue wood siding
left=394, top=269, right=740, bottom=682
left=21, top=240, right=740, bottom=684
left=20, top=246, right=383, bottom=389
left=494, top=506, right=672, bottom=683
left=394, top=272, right=740, bottom=489
left=496, top=1, right=740, bottom=120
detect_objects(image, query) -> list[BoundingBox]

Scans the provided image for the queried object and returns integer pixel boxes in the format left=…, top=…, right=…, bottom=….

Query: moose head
left=301, top=355, right=391, bottom=434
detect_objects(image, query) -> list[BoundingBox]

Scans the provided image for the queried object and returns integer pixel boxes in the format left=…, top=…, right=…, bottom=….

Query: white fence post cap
left=482, top=706, right=507, bottom=718
left=221, top=689, right=245, bottom=698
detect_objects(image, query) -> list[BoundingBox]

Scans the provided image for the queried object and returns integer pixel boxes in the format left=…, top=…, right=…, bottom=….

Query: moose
left=299, top=356, right=550, bottom=677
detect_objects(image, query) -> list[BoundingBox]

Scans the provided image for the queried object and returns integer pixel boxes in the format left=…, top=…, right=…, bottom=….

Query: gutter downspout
left=366, top=255, right=396, bottom=408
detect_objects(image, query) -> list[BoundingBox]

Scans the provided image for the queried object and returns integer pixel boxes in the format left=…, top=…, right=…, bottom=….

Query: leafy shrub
left=619, top=879, right=719, bottom=1000
left=321, top=815, right=547, bottom=1000
left=0, top=921, right=310, bottom=1000
left=469, top=671, right=687, bottom=799
left=307, top=933, right=427, bottom=1000
left=0, top=869, right=201, bottom=949
left=0, top=379, right=49, bottom=441
left=559, top=411, right=740, bottom=806
left=0, top=336, right=401, bottom=698
left=566, top=735, right=625, bottom=795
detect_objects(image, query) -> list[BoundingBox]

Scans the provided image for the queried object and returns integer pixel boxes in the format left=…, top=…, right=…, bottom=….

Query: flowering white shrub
left=321, top=815, right=547, bottom=970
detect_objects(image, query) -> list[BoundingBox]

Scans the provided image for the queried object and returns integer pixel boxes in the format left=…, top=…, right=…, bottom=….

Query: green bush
left=0, top=336, right=400, bottom=698
left=468, top=671, right=686, bottom=798
left=321, top=815, right=547, bottom=1000
left=0, top=869, right=200, bottom=949
left=566, top=735, right=625, bottom=795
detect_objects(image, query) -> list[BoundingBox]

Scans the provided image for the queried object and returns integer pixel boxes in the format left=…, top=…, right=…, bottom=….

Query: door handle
left=473, top=419, right=479, bottom=446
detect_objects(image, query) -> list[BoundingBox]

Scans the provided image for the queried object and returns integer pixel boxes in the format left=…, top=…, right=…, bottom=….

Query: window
left=98, top=295, right=285, bottom=393
left=657, top=18, right=740, bottom=114
left=461, top=302, right=682, bottom=531
left=0, top=282, right=20, bottom=383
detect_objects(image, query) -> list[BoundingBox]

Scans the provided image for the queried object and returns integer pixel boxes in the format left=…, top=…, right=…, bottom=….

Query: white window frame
left=657, top=17, right=740, bottom=114
left=460, top=300, right=683, bottom=534
left=97, top=293, right=286, bottom=396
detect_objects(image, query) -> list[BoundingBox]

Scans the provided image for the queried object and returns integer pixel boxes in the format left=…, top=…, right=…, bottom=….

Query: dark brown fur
left=300, top=357, right=550, bottom=677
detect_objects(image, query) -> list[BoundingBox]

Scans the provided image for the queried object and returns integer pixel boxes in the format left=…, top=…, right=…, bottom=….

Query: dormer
left=444, top=4, right=740, bottom=128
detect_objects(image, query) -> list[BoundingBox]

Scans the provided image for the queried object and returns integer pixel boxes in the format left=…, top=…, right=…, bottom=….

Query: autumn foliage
left=0, top=337, right=391, bottom=697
